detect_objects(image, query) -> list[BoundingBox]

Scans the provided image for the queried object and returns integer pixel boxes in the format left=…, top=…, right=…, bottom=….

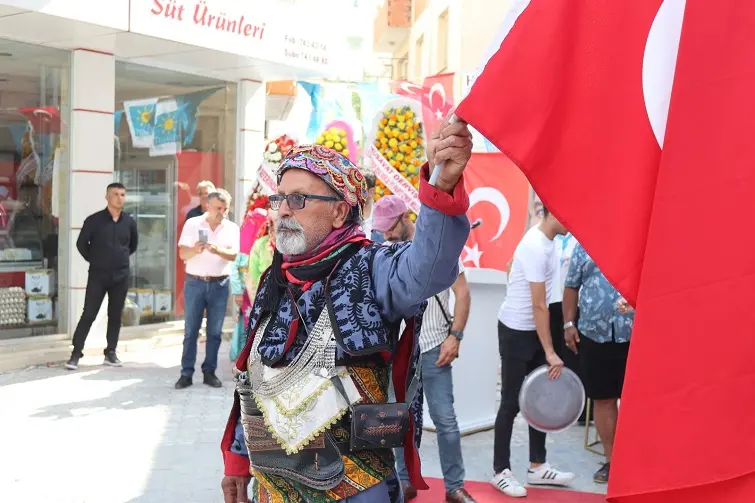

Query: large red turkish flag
left=456, top=0, right=663, bottom=306
left=456, top=0, right=755, bottom=501
left=608, top=3, right=755, bottom=502
left=462, top=153, right=529, bottom=271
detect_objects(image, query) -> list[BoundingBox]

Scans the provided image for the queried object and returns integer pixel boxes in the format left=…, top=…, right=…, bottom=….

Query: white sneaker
left=527, top=463, right=576, bottom=486
left=491, top=469, right=527, bottom=498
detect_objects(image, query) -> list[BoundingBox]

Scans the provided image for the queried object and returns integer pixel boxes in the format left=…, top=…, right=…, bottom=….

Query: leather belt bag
left=236, top=374, right=346, bottom=490
left=331, top=368, right=420, bottom=451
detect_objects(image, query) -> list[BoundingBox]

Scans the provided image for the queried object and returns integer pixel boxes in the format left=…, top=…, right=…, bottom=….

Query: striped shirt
left=419, top=260, right=465, bottom=353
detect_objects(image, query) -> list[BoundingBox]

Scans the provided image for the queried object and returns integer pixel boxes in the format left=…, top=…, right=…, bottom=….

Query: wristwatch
left=563, top=321, right=575, bottom=330
left=449, top=330, right=464, bottom=341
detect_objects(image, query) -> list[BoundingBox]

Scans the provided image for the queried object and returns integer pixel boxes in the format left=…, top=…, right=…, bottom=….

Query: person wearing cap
left=373, top=195, right=475, bottom=503
left=220, top=116, right=473, bottom=503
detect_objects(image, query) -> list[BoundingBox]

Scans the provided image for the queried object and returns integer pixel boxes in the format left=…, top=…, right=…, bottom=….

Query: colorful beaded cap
left=278, top=145, right=368, bottom=217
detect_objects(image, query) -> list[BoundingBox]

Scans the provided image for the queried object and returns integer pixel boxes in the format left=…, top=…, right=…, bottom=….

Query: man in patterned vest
left=220, top=117, right=473, bottom=503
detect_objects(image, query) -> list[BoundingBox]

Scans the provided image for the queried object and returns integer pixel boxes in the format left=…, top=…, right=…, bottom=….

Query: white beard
left=275, top=229, right=307, bottom=255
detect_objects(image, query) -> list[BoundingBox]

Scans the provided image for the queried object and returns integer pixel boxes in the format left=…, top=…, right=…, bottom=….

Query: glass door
left=115, top=149, right=176, bottom=321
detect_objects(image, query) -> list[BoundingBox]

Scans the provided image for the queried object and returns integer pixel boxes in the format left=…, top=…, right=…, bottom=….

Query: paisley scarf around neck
left=263, top=222, right=368, bottom=310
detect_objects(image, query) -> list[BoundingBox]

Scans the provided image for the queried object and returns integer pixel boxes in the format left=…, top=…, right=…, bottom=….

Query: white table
left=422, top=268, right=508, bottom=435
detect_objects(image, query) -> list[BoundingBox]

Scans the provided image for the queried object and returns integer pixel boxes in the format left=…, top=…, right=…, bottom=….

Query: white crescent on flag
left=468, top=186, right=510, bottom=241
left=642, top=0, right=685, bottom=147
left=399, top=82, right=423, bottom=95
left=428, top=82, right=447, bottom=108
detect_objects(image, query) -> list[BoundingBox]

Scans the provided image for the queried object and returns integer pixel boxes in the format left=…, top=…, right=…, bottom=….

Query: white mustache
left=277, top=219, right=304, bottom=233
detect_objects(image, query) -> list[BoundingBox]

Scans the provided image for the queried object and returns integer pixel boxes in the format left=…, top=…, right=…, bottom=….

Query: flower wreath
left=262, top=134, right=296, bottom=168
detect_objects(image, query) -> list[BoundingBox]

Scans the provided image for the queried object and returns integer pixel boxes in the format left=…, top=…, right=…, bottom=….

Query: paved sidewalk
left=0, top=344, right=608, bottom=502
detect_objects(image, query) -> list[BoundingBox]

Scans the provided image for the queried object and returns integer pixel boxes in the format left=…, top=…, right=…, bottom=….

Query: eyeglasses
left=269, top=193, right=341, bottom=211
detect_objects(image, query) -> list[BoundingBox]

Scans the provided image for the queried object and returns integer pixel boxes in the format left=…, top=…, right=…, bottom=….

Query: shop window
left=114, top=62, right=236, bottom=325
left=0, top=40, right=69, bottom=338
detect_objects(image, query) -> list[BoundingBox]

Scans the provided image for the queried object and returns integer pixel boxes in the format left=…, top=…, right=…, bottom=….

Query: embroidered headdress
left=277, top=145, right=368, bottom=218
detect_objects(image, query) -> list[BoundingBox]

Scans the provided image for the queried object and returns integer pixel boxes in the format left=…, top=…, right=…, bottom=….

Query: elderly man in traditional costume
left=220, top=117, right=473, bottom=503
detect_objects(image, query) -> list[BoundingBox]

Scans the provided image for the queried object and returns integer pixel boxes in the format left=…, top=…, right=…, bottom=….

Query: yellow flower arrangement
left=315, top=127, right=350, bottom=158
left=372, top=106, right=425, bottom=207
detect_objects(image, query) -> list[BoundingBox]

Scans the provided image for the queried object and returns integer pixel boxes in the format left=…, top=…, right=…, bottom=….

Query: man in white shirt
left=175, top=190, right=240, bottom=389
left=372, top=196, right=476, bottom=503
left=491, top=206, right=575, bottom=498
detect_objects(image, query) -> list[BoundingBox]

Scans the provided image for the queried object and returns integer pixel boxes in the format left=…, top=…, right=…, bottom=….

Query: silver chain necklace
left=250, top=306, right=338, bottom=398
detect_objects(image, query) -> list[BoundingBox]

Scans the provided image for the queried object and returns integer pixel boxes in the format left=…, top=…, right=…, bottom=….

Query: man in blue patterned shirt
left=563, top=242, right=634, bottom=484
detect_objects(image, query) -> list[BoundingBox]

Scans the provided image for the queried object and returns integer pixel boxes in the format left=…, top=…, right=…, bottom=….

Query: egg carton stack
left=0, top=286, right=27, bottom=327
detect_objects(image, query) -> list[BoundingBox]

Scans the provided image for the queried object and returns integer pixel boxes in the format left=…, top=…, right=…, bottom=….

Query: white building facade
left=372, top=0, right=511, bottom=97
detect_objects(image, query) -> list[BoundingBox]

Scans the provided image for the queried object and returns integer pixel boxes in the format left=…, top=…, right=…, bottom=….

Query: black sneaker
left=103, top=352, right=123, bottom=367
left=65, top=356, right=79, bottom=370
left=594, top=462, right=610, bottom=484
left=175, top=375, right=193, bottom=389
left=203, top=372, right=222, bottom=388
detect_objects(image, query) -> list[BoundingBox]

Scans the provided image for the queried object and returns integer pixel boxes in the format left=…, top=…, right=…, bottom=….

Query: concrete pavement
left=0, top=343, right=608, bottom=502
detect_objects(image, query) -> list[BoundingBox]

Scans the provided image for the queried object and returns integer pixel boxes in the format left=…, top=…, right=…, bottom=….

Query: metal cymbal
left=518, top=365, right=585, bottom=433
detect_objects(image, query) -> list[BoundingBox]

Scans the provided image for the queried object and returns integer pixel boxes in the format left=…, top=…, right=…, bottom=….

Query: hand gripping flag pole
left=428, top=114, right=458, bottom=187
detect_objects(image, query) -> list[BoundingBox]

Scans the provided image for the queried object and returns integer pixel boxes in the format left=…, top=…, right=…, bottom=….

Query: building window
left=437, top=9, right=449, bottom=73
left=114, top=62, right=236, bottom=326
left=0, top=40, right=69, bottom=338
left=415, top=35, right=424, bottom=79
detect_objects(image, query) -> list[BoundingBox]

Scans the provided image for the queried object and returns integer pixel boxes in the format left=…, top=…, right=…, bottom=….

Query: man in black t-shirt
left=66, top=183, right=138, bottom=370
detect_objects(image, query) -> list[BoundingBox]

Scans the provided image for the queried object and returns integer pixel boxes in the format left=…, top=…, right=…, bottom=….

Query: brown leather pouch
left=349, top=403, right=409, bottom=450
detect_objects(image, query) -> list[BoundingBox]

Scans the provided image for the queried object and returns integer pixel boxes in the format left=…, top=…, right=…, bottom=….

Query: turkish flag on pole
left=462, top=153, right=529, bottom=271
left=456, top=0, right=755, bottom=501
left=608, top=3, right=755, bottom=502
left=456, top=0, right=663, bottom=306
left=391, top=74, right=455, bottom=140
left=421, top=73, right=454, bottom=134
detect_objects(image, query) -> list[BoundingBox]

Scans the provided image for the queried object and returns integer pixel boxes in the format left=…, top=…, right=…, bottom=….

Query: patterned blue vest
left=246, top=242, right=426, bottom=446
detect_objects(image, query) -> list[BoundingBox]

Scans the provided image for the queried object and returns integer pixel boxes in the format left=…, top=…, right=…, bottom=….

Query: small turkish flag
left=391, top=74, right=455, bottom=139
left=421, top=73, right=454, bottom=134
left=19, top=107, right=61, bottom=134
left=462, top=153, right=529, bottom=271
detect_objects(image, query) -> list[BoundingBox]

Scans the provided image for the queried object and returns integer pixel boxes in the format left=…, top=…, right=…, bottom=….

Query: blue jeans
left=395, top=345, right=465, bottom=492
left=181, top=276, right=229, bottom=377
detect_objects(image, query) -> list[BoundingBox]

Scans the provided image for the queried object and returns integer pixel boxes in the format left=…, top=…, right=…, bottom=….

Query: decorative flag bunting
left=124, top=98, right=158, bottom=149
left=149, top=99, right=181, bottom=157
left=176, top=87, right=223, bottom=146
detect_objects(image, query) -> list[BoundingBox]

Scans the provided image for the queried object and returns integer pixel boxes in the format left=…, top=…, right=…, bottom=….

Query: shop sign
left=131, top=0, right=339, bottom=73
